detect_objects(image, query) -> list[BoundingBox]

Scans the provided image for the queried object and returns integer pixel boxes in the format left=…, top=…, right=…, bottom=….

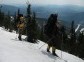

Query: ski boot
left=52, top=51, right=58, bottom=56
left=47, top=48, right=50, bottom=52
left=18, top=36, right=22, bottom=41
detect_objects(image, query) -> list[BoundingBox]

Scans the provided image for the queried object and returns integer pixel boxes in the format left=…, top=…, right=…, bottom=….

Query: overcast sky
left=1, top=0, right=84, bottom=6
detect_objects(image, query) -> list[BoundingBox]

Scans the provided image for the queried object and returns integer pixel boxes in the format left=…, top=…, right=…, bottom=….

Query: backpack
left=44, top=14, right=58, bottom=37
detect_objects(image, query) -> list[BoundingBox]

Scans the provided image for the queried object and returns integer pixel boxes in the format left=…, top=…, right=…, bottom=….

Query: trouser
left=47, top=44, right=56, bottom=53
left=18, top=29, right=23, bottom=40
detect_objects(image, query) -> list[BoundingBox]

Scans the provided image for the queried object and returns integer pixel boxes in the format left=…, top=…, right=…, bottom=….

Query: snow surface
left=0, top=27, right=84, bottom=62
left=80, top=28, right=84, bottom=33
left=75, top=24, right=81, bottom=32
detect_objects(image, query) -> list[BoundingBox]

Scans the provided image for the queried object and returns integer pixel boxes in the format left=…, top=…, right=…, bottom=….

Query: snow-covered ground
left=0, top=27, right=84, bottom=62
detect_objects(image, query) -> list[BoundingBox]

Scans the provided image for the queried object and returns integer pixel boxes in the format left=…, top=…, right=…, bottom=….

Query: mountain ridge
left=1, top=4, right=84, bottom=24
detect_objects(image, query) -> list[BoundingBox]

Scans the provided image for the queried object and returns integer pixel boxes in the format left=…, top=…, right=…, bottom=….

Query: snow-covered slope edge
left=0, top=27, right=84, bottom=62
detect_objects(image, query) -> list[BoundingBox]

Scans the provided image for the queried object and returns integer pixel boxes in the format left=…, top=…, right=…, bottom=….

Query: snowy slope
left=0, top=27, right=84, bottom=62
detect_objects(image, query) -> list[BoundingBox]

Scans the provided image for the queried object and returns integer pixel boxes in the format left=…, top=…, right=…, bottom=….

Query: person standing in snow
left=44, top=14, right=62, bottom=56
left=17, top=16, right=25, bottom=41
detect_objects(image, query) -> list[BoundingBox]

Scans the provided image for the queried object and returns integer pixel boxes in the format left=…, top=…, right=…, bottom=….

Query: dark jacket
left=47, top=24, right=62, bottom=49
left=44, top=14, right=62, bottom=49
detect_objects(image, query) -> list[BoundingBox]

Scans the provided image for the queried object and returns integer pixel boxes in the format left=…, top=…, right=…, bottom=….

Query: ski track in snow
left=0, top=27, right=84, bottom=62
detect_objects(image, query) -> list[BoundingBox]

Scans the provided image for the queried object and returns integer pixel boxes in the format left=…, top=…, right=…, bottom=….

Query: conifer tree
left=26, top=3, right=31, bottom=42
left=69, top=21, right=76, bottom=54
left=17, top=9, right=20, bottom=23
left=39, top=22, right=44, bottom=41
left=0, top=6, right=4, bottom=26
left=9, top=16, right=14, bottom=32
left=26, top=4, right=38, bottom=43
left=78, top=32, right=84, bottom=58
left=61, top=26, right=68, bottom=51
left=4, top=11, right=10, bottom=30
left=0, top=6, right=2, bottom=26
left=14, top=9, right=21, bottom=33
left=14, top=12, right=17, bottom=30
left=31, top=12, right=38, bottom=42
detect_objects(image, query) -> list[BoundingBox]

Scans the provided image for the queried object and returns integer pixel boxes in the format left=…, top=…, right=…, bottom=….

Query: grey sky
left=1, top=0, right=84, bottom=6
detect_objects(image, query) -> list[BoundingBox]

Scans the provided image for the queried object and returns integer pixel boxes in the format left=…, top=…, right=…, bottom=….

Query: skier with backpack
left=17, top=16, right=25, bottom=41
left=44, top=14, right=62, bottom=56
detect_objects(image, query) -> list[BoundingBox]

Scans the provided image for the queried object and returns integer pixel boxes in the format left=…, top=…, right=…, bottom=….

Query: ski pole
left=38, top=37, right=53, bottom=50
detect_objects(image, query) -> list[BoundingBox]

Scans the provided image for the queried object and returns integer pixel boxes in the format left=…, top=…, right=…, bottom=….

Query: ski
left=41, top=50, right=67, bottom=62
left=56, top=56, right=68, bottom=62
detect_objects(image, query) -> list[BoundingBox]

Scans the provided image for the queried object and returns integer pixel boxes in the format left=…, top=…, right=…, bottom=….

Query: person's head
left=20, top=16, right=24, bottom=22
left=48, top=14, right=58, bottom=25
left=50, top=14, right=57, bottom=18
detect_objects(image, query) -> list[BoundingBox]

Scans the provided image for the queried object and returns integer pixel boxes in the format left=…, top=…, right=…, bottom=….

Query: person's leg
left=47, top=44, right=51, bottom=52
left=52, top=46, right=58, bottom=56
left=18, top=29, right=22, bottom=41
